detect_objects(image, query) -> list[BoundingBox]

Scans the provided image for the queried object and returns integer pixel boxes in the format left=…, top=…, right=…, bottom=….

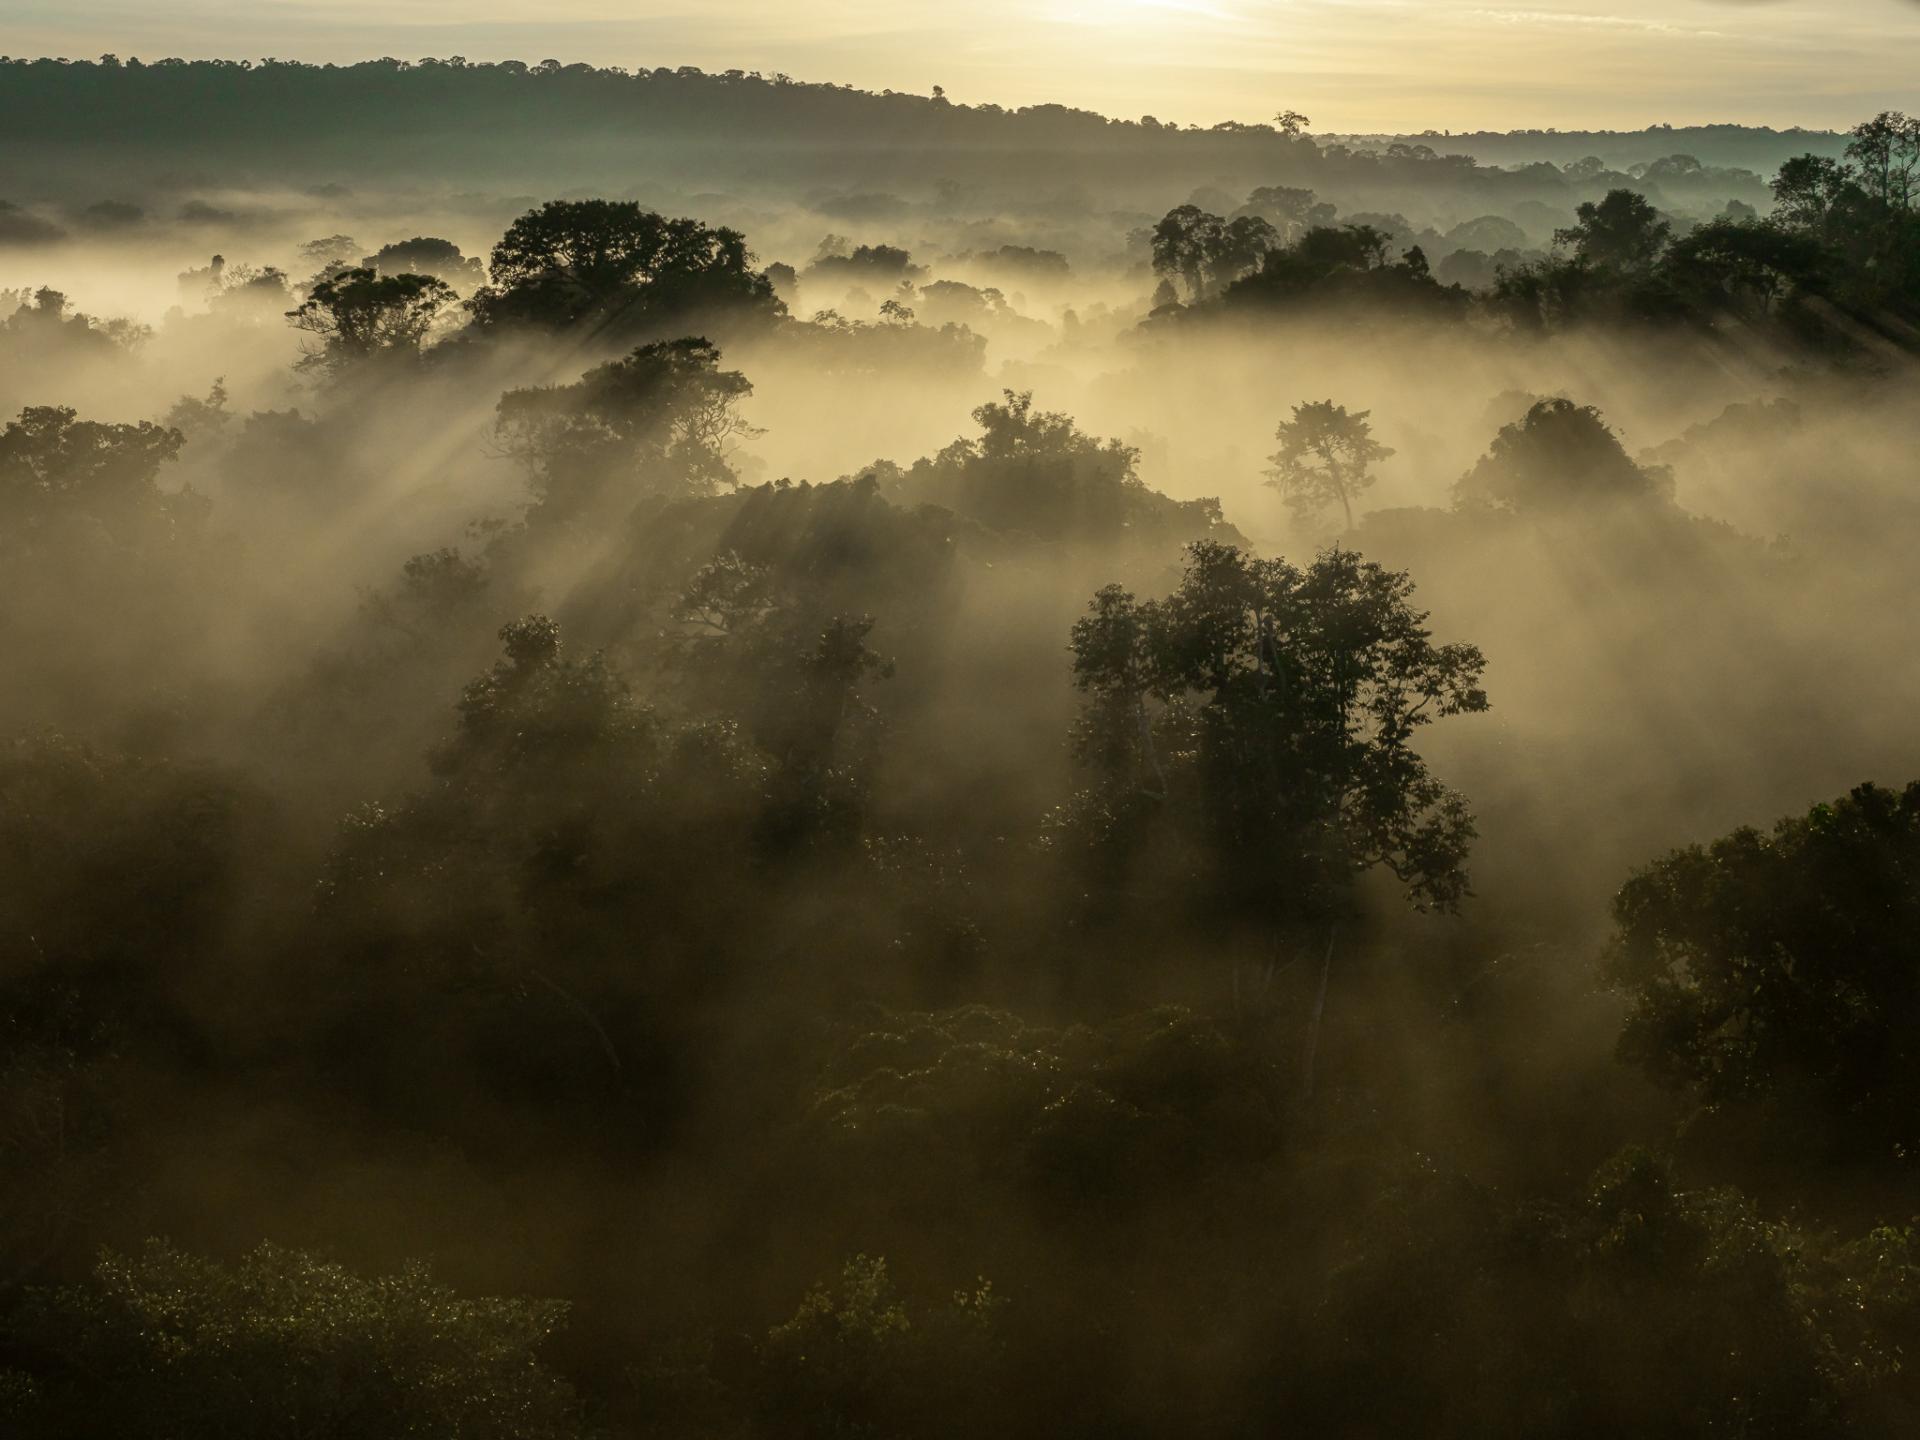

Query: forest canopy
left=1, top=42, right=1917, bottom=1440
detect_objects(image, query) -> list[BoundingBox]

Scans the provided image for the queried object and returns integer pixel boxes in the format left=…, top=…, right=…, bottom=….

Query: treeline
left=1332, top=122, right=1849, bottom=173
left=1143, top=111, right=1920, bottom=356
left=0, top=56, right=1769, bottom=209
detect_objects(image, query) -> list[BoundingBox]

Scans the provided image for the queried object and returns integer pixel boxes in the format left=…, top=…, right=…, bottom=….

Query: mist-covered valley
left=4, top=54, right=1920, bottom=1440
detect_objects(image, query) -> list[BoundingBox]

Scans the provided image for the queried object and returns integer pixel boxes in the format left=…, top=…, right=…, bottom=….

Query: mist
left=3, top=51, right=1920, bottom=1440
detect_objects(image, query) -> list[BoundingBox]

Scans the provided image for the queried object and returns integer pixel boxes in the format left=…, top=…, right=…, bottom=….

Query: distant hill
left=1326, top=125, right=1849, bottom=174
left=0, top=57, right=1830, bottom=220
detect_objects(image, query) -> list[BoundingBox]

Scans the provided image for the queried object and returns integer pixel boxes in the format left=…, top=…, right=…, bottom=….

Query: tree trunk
left=1300, top=926, right=1337, bottom=1102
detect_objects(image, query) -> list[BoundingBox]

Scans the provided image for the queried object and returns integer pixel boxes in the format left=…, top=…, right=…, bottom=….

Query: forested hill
left=1326, top=124, right=1849, bottom=174
left=0, top=55, right=1809, bottom=207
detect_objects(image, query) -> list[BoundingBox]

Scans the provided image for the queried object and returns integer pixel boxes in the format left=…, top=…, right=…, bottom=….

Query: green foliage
left=631, top=1256, right=1006, bottom=1440
left=1149, top=205, right=1281, bottom=300
left=470, top=199, right=781, bottom=338
left=0, top=405, right=189, bottom=544
left=362, top=235, right=486, bottom=289
left=1554, top=188, right=1672, bottom=272
left=1455, top=398, right=1672, bottom=512
left=9, top=88, right=1920, bottom=1438
left=759, top=1256, right=1004, bottom=1440
left=1764, top=113, right=1920, bottom=322
left=287, top=266, right=458, bottom=376
left=1302, top=1149, right=1902, bottom=1437
left=881, top=390, right=1236, bottom=549
left=1663, top=216, right=1829, bottom=319
left=1492, top=117, right=1919, bottom=341
left=0, top=734, right=252, bottom=1029
left=1606, top=782, right=1920, bottom=1166
left=496, top=337, right=760, bottom=522
left=671, top=552, right=893, bottom=843
left=803, top=1006, right=1281, bottom=1214
left=3, top=1240, right=579, bottom=1440
left=1216, top=223, right=1468, bottom=319
left=1058, top=541, right=1488, bottom=924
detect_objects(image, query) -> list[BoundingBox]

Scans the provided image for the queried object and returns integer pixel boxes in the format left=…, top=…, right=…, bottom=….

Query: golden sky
left=7, top=0, right=1918, bottom=131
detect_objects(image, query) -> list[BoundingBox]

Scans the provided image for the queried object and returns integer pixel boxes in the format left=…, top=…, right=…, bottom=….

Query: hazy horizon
left=5, top=0, right=1918, bottom=133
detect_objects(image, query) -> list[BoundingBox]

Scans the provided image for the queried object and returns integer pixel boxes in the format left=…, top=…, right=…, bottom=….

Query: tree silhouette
left=1455, top=399, right=1671, bottom=512
left=469, top=199, right=779, bottom=338
left=0, top=405, right=187, bottom=540
left=1265, top=400, right=1395, bottom=531
left=1151, top=205, right=1222, bottom=301
left=1152, top=207, right=1279, bottom=300
left=1063, top=541, right=1488, bottom=1093
left=1846, top=111, right=1920, bottom=212
left=1555, top=189, right=1671, bottom=272
left=495, top=337, right=760, bottom=521
left=881, top=390, right=1234, bottom=548
left=1205, top=214, right=1281, bottom=292
left=287, top=267, right=457, bottom=376
left=1607, top=782, right=1920, bottom=1167
left=361, top=236, right=486, bottom=289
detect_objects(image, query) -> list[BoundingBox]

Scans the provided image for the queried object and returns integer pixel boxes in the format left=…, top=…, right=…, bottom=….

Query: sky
left=3, top=0, right=1918, bottom=133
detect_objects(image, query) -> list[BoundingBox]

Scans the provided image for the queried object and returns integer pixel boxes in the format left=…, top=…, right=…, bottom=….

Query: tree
left=671, top=552, right=894, bottom=845
left=1151, top=205, right=1224, bottom=301
left=1455, top=399, right=1671, bottom=512
left=1204, top=214, right=1281, bottom=292
left=1663, top=217, right=1827, bottom=319
left=1061, top=542, right=1488, bottom=1094
left=1605, top=782, right=1920, bottom=1168
left=361, top=235, right=486, bottom=288
left=286, top=266, right=456, bottom=376
left=752, top=1256, right=1004, bottom=1440
left=1770, top=154, right=1858, bottom=233
left=1266, top=401, right=1395, bottom=532
left=0, top=288, right=147, bottom=356
left=1846, top=111, right=1920, bottom=213
left=1769, top=118, right=1920, bottom=322
left=4, top=1240, right=580, bottom=1440
left=469, top=199, right=780, bottom=336
left=1241, top=185, right=1323, bottom=242
left=297, top=233, right=359, bottom=271
left=1307, top=1149, right=1906, bottom=1436
left=0, top=405, right=187, bottom=540
left=1220, top=225, right=1467, bottom=321
left=881, top=390, right=1235, bottom=549
left=313, top=615, right=776, bottom=1127
left=495, top=336, right=760, bottom=521
left=1555, top=189, right=1671, bottom=272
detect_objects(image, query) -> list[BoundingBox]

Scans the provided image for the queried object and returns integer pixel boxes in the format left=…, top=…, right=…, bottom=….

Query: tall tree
left=1555, top=189, right=1671, bottom=272
left=1846, top=111, right=1920, bottom=213
left=1455, top=399, right=1670, bottom=512
left=1151, top=205, right=1224, bottom=302
left=1265, top=400, right=1395, bottom=531
left=286, top=267, right=457, bottom=376
left=1062, top=542, right=1488, bottom=1094
left=495, top=337, right=760, bottom=522
left=469, top=199, right=779, bottom=337
left=1606, top=782, right=1920, bottom=1168
left=1205, top=214, right=1282, bottom=292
